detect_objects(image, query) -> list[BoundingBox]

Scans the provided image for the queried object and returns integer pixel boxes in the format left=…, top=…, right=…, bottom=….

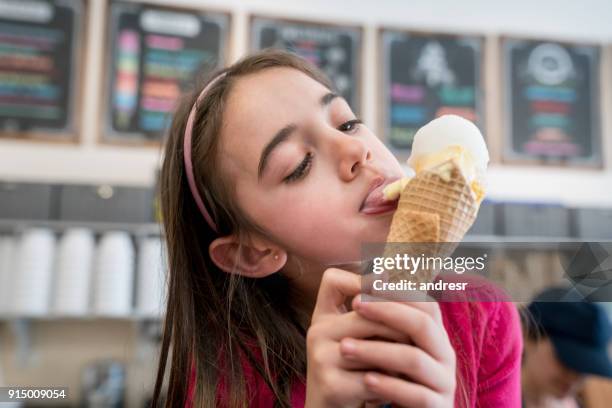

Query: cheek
left=365, top=131, right=404, bottom=172
left=543, top=349, right=566, bottom=384
left=264, top=189, right=348, bottom=241
left=528, top=348, right=552, bottom=380
left=241, top=184, right=361, bottom=262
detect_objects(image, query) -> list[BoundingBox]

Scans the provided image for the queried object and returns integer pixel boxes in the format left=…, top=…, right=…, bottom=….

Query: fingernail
left=365, top=372, right=380, bottom=387
left=341, top=338, right=357, bottom=355
left=352, top=296, right=361, bottom=311
left=355, top=298, right=370, bottom=314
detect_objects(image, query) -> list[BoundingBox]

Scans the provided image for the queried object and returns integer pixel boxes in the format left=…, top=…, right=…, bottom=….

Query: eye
left=338, top=119, right=362, bottom=133
left=284, top=152, right=313, bottom=183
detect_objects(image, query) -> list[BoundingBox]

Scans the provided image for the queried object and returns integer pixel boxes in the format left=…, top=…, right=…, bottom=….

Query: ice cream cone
left=383, top=158, right=479, bottom=285
left=396, top=158, right=479, bottom=243
left=383, top=209, right=440, bottom=284
left=386, top=209, right=440, bottom=244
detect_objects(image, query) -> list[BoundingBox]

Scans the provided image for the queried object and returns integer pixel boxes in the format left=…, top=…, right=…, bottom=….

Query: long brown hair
left=153, top=49, right=469, bottom=407
left=153, top=49, right=334, bottom=408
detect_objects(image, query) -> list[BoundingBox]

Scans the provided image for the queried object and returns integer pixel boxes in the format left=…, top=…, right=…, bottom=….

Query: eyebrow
left=257, top=92, right=340, bottom=181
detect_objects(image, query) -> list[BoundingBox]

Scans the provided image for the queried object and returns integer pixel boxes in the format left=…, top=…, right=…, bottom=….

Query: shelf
left=0, top=218, right=162, bottom=236
left=464, top=234, right=612, bottom=244
left=0, top=314, right=163, bottom=322
left=1, top=220, right=609, bottom=243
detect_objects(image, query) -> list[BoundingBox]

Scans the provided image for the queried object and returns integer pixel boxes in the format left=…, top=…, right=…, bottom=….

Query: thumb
left=312, top=268, right=362, bottom=320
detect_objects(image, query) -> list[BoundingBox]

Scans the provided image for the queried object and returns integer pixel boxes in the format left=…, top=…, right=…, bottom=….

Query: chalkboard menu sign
left=250, top=16, right=362, bottom=114
left=380, top=29, right=483, bottom=153
left=502, top=38, right=601, bottom=166
left=0, top=0, right=83, bottom=139
left=104, top=2, right=230, bottom=143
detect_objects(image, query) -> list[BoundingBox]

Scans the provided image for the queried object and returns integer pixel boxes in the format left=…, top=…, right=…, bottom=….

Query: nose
left=331, top=131, right=373, bottom=181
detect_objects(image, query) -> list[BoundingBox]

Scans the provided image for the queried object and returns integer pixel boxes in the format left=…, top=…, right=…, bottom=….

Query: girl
left=153, top=49, right=522, bottom=407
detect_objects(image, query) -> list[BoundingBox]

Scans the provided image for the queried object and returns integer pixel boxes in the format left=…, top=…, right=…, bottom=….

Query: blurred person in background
left=521, top=286, right=612, bottom=408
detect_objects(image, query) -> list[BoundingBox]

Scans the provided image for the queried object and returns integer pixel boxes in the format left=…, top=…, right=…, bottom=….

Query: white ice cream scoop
left=383, top=115, right=489, bottom=202
left=407, top=114, right=489, bottom=173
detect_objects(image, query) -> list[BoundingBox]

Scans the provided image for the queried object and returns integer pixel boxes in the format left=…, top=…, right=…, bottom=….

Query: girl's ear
left=208, top=234, right=287, bottom=278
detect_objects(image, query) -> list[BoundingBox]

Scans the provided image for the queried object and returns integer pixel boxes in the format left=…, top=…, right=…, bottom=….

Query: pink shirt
left=186, top=274, right=523, bottom=407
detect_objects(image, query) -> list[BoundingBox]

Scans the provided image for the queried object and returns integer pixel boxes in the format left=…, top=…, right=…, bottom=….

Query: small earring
left=273, top=254, right=279, bottom=260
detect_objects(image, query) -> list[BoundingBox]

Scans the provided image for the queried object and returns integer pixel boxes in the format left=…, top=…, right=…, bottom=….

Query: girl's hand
left=305, top=268, right=410, bottom=408
left=345, top=294, right=457, bottom=408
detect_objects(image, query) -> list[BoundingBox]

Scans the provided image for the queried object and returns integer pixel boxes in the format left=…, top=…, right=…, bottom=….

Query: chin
left=553, top=388, right=573, bottom=399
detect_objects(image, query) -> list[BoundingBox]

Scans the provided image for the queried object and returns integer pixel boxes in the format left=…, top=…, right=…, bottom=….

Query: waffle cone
left=383, top=209, right=440, bottom=284
left=396, top=159, right=479, bottom=243
left=383, top=159, right=479, bottom=284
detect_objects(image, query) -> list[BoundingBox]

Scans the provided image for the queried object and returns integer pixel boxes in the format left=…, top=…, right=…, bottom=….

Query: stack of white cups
left=136, top=237, right=167, bottom=317
left=13, top=228, right=56, bottom=316
left=0, top=235, right=17, bottom=316
left=53, top=228, right=95, bottom=316
left=93, top=231, right=134, bottom=317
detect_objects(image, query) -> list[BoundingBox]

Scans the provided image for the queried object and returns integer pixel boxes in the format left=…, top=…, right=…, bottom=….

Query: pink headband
left=183, top=72, right=227, bottom=233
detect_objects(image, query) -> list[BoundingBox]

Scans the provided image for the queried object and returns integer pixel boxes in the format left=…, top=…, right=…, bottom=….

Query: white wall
left=0, top=0, right=611, bottom=206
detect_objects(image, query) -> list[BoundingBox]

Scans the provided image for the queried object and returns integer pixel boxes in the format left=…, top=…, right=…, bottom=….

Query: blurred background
left=0, top=0, right=611, bottom=406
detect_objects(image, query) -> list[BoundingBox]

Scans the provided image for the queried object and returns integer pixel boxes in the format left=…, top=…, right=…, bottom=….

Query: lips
left=360, top=175, right=402, bottom=215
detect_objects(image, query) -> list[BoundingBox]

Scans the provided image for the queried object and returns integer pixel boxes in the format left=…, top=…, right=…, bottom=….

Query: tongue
left=362, top=184, right=396, bottom=211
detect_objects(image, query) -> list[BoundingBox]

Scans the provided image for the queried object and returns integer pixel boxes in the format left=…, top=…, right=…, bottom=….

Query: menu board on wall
left=380, top=29, right=483, bottom=153
left=502, top=38, right=601, bottom=166
left=104, top=1, right=230, bottom=142
left=0, top=0, right=83, bottom=138
left=250, top=16, right=362, bottom=114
